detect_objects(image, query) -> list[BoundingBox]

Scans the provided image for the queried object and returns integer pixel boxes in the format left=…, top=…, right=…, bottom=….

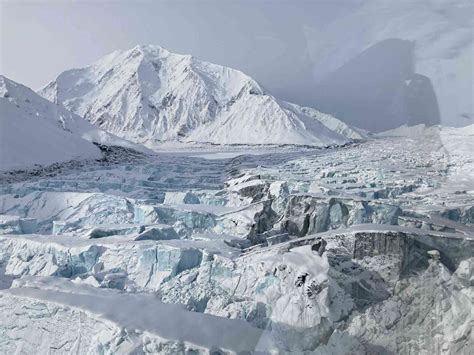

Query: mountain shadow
left=311, top=38, right=440, bottom=132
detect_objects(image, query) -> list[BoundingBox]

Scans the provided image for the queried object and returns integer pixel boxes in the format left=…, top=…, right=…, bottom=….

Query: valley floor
left=0, top=127, right=473, bottom=354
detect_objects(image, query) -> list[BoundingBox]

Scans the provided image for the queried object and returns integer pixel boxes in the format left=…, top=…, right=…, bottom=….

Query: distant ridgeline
left=311, top=39, right=440, bottom=132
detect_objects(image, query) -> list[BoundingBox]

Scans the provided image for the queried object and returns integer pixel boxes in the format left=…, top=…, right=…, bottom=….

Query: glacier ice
left=0, top=276, right=276, bottom=354
left=0, top=215, right=37, bottom=235
left=0, top=126, right=473, bottom=353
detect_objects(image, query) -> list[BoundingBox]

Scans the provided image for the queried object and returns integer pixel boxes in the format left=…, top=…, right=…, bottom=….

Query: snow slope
left=0, top=75, right=149, bottom=171
left=1, top=276, right=276, bottom=353
left=39, top=45, right=363, bottom=146
left=378, top=124, right=474, bottom=194
left=305, top=0, right=473, bottom=128
left=0, top=76, right=101, bottom=171
left=376, top=124, right=442, bottom=138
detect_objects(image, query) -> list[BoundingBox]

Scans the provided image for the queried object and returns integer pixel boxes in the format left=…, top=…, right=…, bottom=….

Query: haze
left=0, top=1, right=354, bottom=91
left=1, top=0, right=472, bottom=130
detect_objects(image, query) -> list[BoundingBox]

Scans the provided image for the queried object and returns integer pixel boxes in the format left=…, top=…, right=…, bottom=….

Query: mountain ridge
left=305, top=0, right=473, bottom=129
left=0, top=75, right=148, bottom=171
left=39, top=44, right=364, bottom=147
left=0, top=75, right=101, bottom=171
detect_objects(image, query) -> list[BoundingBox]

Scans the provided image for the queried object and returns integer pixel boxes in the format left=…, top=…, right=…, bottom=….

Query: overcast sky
left=0, top=0, right=359, bottom=101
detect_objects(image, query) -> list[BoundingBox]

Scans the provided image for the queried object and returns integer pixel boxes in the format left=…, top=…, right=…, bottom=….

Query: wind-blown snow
left=39, top=44, right=364, bottom=146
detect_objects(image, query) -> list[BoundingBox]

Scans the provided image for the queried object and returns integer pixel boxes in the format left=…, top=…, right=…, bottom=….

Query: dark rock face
left=351, top=230, right=474, bottom=273
left=353, top=231, right=409, bottom=260
left=306, top=280, right=328, bottom=299
left=352, top=231, right=430, bottom=275
left=295, top=272, right=309, bottom=287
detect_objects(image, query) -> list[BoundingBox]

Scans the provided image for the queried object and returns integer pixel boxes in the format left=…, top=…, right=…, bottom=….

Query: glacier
left=0, top=124, right=473, bottom=353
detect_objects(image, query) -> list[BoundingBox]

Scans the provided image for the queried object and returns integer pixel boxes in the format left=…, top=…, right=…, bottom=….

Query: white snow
left=0, top=75, right=150, bottom=172
left=0, top=76, right=102, bottom=171
left=1, top=276, right=276, bottom=353
left=38, top=44, right=364, bottom=146
left=377, top=123, right=439, bottom=138
left=378, top=124, right=474, bottom=194
left=0, top=117, right=472, bottom=352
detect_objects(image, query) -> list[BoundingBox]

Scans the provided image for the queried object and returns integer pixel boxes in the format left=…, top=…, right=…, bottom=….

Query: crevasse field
left=0, top=4, right=473, bottom=350
left=0, top=123, right=473, bottom=353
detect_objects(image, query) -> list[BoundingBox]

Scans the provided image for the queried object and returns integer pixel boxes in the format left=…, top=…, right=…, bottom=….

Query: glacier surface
left=0, top=125, right=473, bottom=353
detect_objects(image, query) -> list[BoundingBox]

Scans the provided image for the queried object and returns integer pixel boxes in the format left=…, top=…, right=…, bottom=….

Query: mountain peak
left=38, top=46, right=363, bottom=146
left=129, top=44, right=171, bottom=57
left=0, top=74, right=24, bottom=96
left=1, top=74, right=47, bottom=103
left=0, top=76, right=102, bottom=171
left=0, top=75, right=12, bottom=96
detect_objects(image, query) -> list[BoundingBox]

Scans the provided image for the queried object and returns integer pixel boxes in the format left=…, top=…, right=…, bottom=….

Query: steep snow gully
left=0, top=124, right=473, bottom=353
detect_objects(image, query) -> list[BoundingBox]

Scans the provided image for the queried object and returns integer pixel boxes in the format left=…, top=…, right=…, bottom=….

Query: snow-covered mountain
left=305, top=0, right=473, bottom=129
left=0, top=75, right=101, bottom=171
left=0, top=75, right=145, bottom=171
left=39, top=45, right=363, bottom=146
